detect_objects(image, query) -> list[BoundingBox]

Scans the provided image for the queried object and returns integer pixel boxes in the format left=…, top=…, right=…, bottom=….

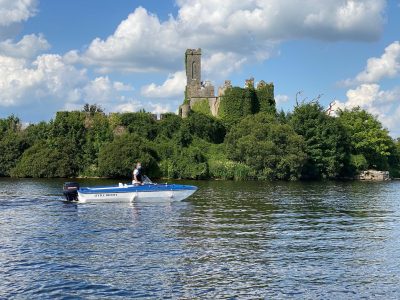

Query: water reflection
left=0, top=178, right=399, bottom=298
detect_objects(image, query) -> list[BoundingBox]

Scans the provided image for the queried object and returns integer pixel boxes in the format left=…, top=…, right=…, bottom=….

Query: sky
left=0, top=0, right=399, bottom=136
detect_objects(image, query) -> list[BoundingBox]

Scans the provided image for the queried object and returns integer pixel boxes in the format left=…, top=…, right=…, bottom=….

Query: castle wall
left=185, top=49, right=202, bottom=100
left=209, top=97, right=220, bottom=117
left=181, top=49, right=274, bottom=119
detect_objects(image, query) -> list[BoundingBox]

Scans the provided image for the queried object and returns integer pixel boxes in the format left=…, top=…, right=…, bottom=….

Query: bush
left=208, top=159, right=254, bottom=180
left=290, top=102, right=350, bottom=179
left=11, top=141, right=77, bottom=178
left=0, top=133, right=28, bottom=176
left=159, top=146, right=208, bottom=179
left=98, top=133, right=159, bottom=178
left=186, top=112, right=226, bottom=144
left=338, top=107, right=395, bottom=171
left=226, top=113, right=306, bottom=180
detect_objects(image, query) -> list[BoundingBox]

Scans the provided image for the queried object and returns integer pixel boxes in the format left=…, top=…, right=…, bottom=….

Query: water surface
left=1, top=178, right=399, bottom=299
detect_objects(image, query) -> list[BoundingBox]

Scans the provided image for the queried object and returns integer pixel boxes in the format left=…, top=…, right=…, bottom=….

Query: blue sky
left=0, top=0, right=399, bottom=136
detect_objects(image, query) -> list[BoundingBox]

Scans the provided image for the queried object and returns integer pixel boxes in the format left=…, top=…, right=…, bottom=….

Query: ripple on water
left=0, top=179, right=400, bottom=299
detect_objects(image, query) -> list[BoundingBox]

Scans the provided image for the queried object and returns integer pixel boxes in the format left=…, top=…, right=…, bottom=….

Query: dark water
left=1, top=178, right=400, bottom=299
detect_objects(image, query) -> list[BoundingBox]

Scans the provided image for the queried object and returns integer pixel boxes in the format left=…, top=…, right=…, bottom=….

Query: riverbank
left=2, top=106, right=399, bottom=181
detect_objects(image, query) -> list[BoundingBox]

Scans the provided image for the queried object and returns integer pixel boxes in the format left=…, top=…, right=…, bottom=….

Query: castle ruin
left=180, top=49, right=229, bottom=118
left=179, top=48, right=274, bottom=118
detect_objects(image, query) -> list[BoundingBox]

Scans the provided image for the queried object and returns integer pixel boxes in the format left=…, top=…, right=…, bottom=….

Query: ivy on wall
left=191, top=98, right=212, bottom=116
left=256, top=84, right=276, bottom=115
left=218, top=83, right=275, bottom=127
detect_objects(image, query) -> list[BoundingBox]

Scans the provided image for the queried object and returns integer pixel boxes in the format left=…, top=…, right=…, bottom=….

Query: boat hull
left=76, top=184, right=197, bottom=203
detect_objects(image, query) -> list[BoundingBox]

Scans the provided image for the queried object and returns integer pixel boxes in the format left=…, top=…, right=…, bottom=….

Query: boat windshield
left=142, top=175, right=153, bottom=184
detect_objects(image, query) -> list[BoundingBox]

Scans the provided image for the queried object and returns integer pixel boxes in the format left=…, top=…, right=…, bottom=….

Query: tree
left=0, top=133, right=28, bottom=176
left=337, top=107, right=395, bottom=171
left=0, top=115, right=21, bottom=137
left=81, top=113, right=113, bottom=176
left=82, top=103, right=104, bottom=114
left=186, top=112, right=226, bottom=144
left=225, top=113, right=306, bottom=180
left=290, top=102, right=350, bottom=179
left=10, top=140, right=78, bottom=178
left=98, top=133, right=159, bottom=178
left=49, top=111, right=87, bottom=174
left=156, top=114, right=183, bottom=139
left=24, top=122, right=51, bottom=146
left=119, top=112, right=158, bottom=140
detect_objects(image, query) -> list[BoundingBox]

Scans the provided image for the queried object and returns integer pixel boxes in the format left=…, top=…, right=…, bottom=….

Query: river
left=0, top=178, right=399, bottom=299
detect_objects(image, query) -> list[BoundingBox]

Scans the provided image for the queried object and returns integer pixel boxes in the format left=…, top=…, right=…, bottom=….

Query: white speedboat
left=63, top=179, right=198, bottom=203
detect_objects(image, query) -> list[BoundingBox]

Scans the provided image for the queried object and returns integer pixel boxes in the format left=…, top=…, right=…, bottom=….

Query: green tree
left=24, top=122, right=51, bottom=146
left=0, top=115, right=21, bottom=137
left=49, top=112, right=86, bottom=173
left=158, top=145, right=209, bottom=179
left=225, top=113, right=306, bottom=180
left=82, top=103, right=104, bottom=114
left=98, top=133, right=159, bottom=178
left=81, top=113, right=113, bottom=176
left=0, top=133, right=28, bottom=176
left=156, top=114, right=183, bottom=139
left=11, top=140, right=78, bottom=178
left=118, top=112, right=158, bottom=140
left=338, top=107, right=395, bottom=171
left=391, top=139, right=400, bottom=177
left=186, top=112, right=226, bottom=143
left=0, top=116, right=28, bottom=176
left=290, top=102, right=350, bottom=179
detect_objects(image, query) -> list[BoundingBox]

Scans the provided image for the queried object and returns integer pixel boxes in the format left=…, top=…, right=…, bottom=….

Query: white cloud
left=202, top=52, right=248, bottom=79
left=275, top=94, right=289, bottom=104
left=0, top=0, right=38, bottom=38
left=339, top=83, right=398, bottom=113
left=114, top=100, right=143, bottom=113
left=334, top=83, right=400, bottom=136
left=0, top=54, right=87, bottom=106
left=148, top=103, right=171, bottom=114
left=0, top=53, right=141, bottom=119
left=83, top=76, right=133, bottom=103
left=113, top=81, right=133, bottom=92
left=0, top=0, right=37, bottom=25
left=0, top=34, right=50, bottom=58
left=342, top=41, right=400, bottom=85
left=70, top=0, right=386, bottom=75
left=336, top=40, right=400, bottom=137
left=0, top=0, right=391, bottom=123
left=141, top=71, right=186, bottom=98
left=113, top=101, right=171, bottom=116
left=74, top=7, right=182, bottom=72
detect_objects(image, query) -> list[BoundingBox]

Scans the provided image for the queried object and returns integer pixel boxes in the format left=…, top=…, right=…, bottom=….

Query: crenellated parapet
left=180, top=48, right=275, bottom=119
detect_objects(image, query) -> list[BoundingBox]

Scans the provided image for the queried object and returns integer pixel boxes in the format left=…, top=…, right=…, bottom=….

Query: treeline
left=0, top=103, right=399, bottom=180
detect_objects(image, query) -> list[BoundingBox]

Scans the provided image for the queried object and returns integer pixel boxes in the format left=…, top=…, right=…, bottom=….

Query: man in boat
left=132, top=162, right=144, bottom=185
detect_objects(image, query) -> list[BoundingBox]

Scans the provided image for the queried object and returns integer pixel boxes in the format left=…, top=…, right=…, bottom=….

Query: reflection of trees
left=172, top=180, right=397, bottom=296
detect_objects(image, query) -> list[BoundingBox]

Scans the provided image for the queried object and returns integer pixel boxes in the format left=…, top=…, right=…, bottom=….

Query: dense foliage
left=218, top=84, right=276, bottom=127
left=225, top=113, right=306, bottom=180
left=290, top=103, right=350, bottom=179
left=337, top=108, right=397, bottom=172
left=0, top=101, right=399, bottom=180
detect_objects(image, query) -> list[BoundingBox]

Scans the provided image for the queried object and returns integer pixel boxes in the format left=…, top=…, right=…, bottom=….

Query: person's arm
left=133, top=169, right=139, bottom=182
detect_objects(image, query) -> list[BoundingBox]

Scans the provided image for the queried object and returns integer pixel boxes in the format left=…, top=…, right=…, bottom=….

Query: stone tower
left=185, top=48, right=202, bottom=98
left=180, top=48, right=218, bottom=118
left=186, top=49, right=201, bottom=83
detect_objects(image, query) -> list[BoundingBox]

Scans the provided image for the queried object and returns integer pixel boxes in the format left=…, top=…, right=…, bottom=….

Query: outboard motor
left=63, top=182, right=80, bottom=201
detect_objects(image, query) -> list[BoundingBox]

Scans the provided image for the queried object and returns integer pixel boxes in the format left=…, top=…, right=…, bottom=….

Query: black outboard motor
left=63, top=182, right=80, bottom=201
